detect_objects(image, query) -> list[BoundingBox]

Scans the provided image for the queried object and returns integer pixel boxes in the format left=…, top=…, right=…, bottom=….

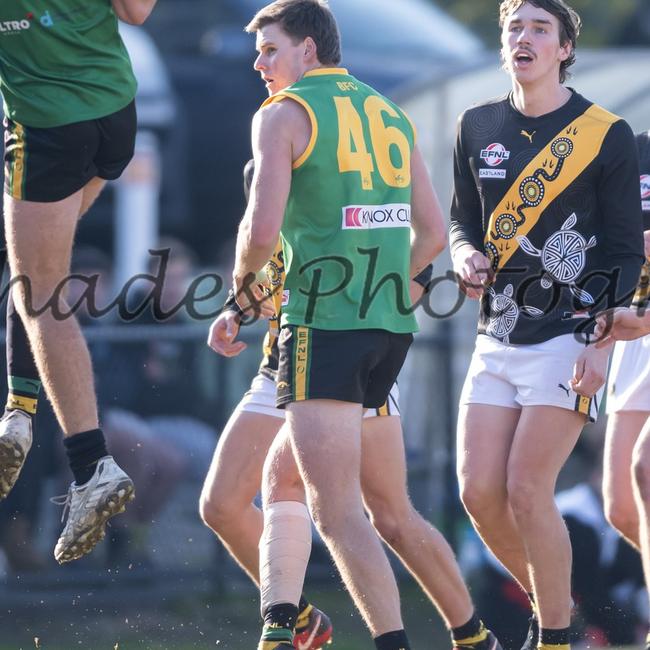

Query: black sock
left=298, top=595, right=309, bottom=615
left=63, top=429, right=108, bottom=485
left=540, top=627, right=570, bottom=647
left=374, top=629, right=411, bottom=650
left=452, top=612, right=483, bottom=641
left=261, top=603, right=298, bottom=644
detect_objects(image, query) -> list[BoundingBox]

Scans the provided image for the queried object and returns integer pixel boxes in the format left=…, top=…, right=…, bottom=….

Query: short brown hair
left=245, top=0, right=341, bottom=66
left=499, top=0, right=581, bottom=83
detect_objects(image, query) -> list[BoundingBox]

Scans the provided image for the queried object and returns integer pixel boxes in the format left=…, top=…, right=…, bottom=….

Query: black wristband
left=412, top=263, right=433, bottom=291
left=222, top=289, right=245, bottom=318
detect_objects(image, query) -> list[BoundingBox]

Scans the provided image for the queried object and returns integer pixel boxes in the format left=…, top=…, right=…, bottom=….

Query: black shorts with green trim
left=276, top=325, right=413, bottom=409
left=3, top=100, right=136, bottom=203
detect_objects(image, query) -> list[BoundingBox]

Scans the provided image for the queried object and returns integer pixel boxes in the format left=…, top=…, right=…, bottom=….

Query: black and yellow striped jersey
left=257, top=241, right=284, bottom=381
left=451, top=90, right=644, bottom=344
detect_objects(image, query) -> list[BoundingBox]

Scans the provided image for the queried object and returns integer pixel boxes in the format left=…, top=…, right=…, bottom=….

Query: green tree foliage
left=434, top=0, right=639, bottom=47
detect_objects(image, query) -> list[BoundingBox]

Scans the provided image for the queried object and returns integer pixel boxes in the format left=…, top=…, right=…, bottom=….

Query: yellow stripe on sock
left=454, top=629, right=488, bottom=646
left=7, top=393, right=37, bottom=414
left=538, top=644, right=570, bottom=650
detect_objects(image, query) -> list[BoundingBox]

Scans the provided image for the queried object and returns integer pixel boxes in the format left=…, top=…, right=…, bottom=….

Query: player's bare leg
left=0, top=177, right=108, bottom=498
left=457, top=404, right=532, bottom=592
left=287, top=399, right=404, bottom=637
left=200, top=410, right=282, bottom=582
left=4, top=177, right=134, bottom=562
left=507, top=406, right=583, bottom=630
left=260, top=425, right=333, bottom=650
left=78, top=177, right=106, bottom=218
left=5, top=187, right=98, bottom=434
left=361, top=415, right=501, bottom=649
left=201, top=411, right=332, bottom=650
left=361, top=415, right=473, bottom=627
left=632, top=417, right=650, bottom=649
left=603, top=411, right=646, bottom=549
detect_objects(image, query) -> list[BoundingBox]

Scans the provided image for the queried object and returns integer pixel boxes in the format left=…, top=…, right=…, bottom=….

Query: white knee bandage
left=260, top=500, right=312, bottom=615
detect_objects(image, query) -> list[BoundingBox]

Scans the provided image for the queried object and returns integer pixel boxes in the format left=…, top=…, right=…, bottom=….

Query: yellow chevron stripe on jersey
left=485, top=104, right=619, bottom=272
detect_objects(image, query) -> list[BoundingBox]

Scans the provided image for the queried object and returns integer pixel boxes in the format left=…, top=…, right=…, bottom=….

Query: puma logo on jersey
left=521, top=129, right=536, bottom=143
left=558, top=383, right=570, bottom=396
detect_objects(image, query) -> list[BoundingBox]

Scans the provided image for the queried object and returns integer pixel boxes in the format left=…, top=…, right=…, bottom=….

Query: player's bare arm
left=595, top=307, right=650, bottom=346
left=408, top=145, right=447, bottom=278
left=111, top=0, right=158, bottom=25
left=233, top=100, right=308, bottom=294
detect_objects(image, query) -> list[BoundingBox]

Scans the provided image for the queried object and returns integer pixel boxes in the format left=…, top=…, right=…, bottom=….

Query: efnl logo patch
left=342, top=203, right=411, bottom=230
left=479, top=142, right=510, bottom=179
left=641, top=174, right=650, bottom=212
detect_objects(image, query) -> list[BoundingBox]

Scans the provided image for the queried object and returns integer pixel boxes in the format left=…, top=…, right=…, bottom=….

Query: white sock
left=260, top=500, right=312, bottom=615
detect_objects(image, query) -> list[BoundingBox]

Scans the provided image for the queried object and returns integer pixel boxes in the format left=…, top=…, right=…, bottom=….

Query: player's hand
left=644, top=229, right=650, bottom=258
left=452, top=245, right=493, bottom=300
left=594, top=307, right=650, bottom=348
left=207, top=311, right=247, bottom=357
left=569, top=344, right=611, bottom=398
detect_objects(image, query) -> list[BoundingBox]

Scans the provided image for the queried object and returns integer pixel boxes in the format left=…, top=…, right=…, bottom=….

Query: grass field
left=0, top=580, right=640, bottom=649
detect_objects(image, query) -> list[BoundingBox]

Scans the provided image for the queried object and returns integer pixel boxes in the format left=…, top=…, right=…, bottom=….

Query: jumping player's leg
left=603, top=411, right=646, bottom=549
left=4, top=177, right=106, bottom=421
left=5, top=189, right=99, bottom=435
left=0, top=176, right=109, bottom=500
left=506, top=405, right=584, bottom=632
left=1, top=103, right=136, bottom=561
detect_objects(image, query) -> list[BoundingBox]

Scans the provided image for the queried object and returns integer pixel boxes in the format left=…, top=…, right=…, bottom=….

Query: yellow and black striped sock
left=538, top=626, right=570, bottom=650
left=6, top=375, right=40, bottom=415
